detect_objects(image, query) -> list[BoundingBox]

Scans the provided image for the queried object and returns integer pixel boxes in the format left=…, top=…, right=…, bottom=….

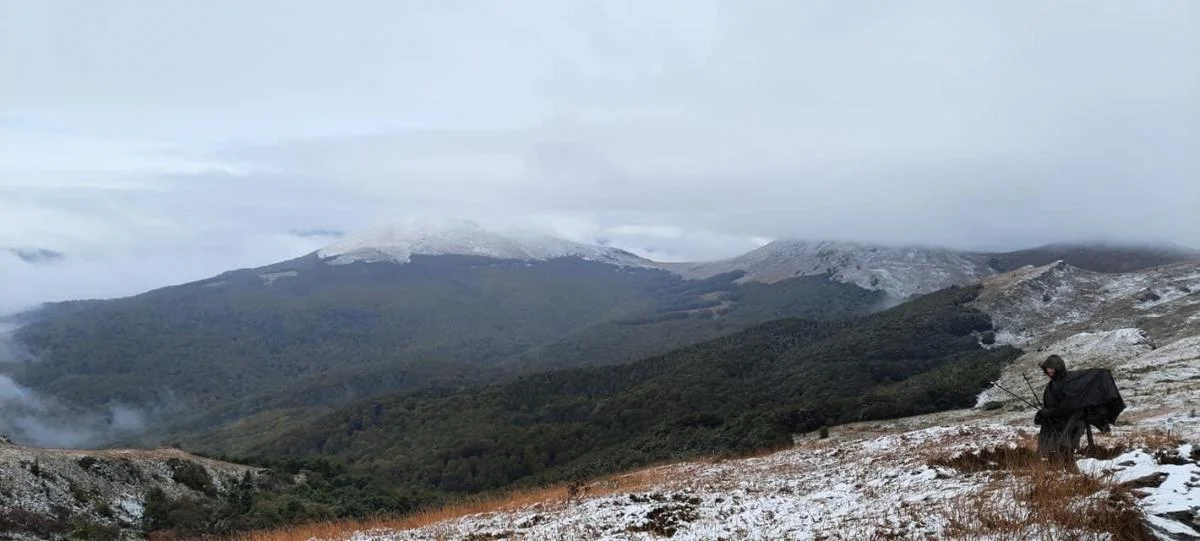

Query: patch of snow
left=1079, top=445, right=1200, bottom=538
left=118, top=494, right=144, bottom=521
left=259, top=270, right=298, bottom=286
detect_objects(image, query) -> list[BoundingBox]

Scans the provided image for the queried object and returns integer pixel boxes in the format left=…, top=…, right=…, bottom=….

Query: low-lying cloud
left=0, top=374, right=149, bottom=448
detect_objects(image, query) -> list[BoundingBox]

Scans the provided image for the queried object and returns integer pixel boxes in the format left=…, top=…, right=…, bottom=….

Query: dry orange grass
left=232, top=486, right=569, bottom=541
left=1109, top=426, right=1183, bottom=450
left=231, top=462, right=680, bottom=541
left=927, top=436, right=1153, bottom=540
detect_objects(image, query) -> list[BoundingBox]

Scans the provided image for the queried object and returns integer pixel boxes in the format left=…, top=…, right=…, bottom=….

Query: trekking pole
left=992, top=380, right=1039, bottom=409
left=1021, top=373, right=1044, bottom=408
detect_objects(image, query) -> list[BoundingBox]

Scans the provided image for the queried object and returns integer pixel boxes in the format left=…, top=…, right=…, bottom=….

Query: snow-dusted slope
left=0, top=443, right=263, bottom=539
left=990, top=258, right=1200, bottom=343
left=974, top=259, right=1200, bottom=413
left=316, top=392, right=1200, bottom=540
left=315, top=219, right=657, bottom=268
left=665, top=240, right=995, bottom=300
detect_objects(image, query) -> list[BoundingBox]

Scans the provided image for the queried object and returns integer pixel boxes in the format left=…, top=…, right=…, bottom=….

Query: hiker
left=1034, top=354, right=1126, bottom=462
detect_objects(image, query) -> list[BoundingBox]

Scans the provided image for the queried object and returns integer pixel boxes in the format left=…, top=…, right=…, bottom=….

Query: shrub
left=167, top=459, right=215, bottom=496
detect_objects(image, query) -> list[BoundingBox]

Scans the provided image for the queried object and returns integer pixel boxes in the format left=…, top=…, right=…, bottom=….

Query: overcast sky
left=1, top=0, right=1198, bottom=307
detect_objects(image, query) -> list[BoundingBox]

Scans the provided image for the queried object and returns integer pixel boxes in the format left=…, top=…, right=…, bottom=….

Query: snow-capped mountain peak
left=315, top=219, right=657, bottom=268
left=665, top=239, right=995, bottom=300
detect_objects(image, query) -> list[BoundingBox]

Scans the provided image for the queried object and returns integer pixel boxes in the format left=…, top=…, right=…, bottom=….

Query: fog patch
left=0, top=324, right=36, bottom=364
left=0, top=374, right=152, bottom=448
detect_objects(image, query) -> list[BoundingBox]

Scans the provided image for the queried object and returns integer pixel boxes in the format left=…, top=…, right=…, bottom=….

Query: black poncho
left=1042, top=365, right=1126, bottom=429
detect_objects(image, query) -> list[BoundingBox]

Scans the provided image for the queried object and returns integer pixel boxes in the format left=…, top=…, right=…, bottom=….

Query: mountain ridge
left=666, top=238, right=1199, bottom=301
left=5, top=227, right=1195, bottom=450
left=315, top=219, right=655, bottom=269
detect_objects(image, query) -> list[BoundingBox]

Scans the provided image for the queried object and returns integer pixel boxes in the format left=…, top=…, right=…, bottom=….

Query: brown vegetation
left=229, top=465, right=674, bottom=541
left=926, top=438, right=1154, bottom=540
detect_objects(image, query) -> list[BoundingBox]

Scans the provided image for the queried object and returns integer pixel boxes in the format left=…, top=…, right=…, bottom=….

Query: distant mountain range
left=2, top=220, right=1198, bottom=538
left=669, top=239, right=1200, bottom=301
left=3, top=221, right=1197, bottom=452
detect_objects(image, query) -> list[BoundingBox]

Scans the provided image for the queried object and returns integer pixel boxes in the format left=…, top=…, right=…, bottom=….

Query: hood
left=1039, top=354, right=1068, bottom=379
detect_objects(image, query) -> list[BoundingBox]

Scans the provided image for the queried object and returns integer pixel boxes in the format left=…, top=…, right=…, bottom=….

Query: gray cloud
left=0, top=0, right=1196, bottom=307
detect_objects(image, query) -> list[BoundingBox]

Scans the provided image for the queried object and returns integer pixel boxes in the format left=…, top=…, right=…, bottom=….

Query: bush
left=69, top=519, right=120, bottom=541
left=0, top=507, right=71, bottom=536
left=167, top=459, right=215, bottom=496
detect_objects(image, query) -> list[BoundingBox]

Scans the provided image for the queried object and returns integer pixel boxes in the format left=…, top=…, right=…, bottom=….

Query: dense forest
left=129, top=284, right=1019, bottom=537
left=12, top=255, right=881, bottom=445
left=212, top=285, right=1018, bottom=500
left=9, top=267, right=1026, bottom=538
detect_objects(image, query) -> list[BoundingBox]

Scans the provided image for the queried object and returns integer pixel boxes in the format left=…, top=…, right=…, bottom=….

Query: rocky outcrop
left=0, top=441, right=260, bottom=540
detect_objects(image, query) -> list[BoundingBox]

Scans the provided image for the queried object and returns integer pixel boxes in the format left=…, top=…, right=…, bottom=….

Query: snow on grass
left=279, top=401, right=1200, bottom=541
left=1121, top=336, right=1200, bottom=382
left=295, top=424, right=1149, bottom=541
left=1053, top=328, right=1156, bottom=363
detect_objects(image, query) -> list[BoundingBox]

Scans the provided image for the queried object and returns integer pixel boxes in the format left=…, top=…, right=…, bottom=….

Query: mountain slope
left=984, top=242, right=1200, bottom=274
left=307, top=381, right=1200, bottom=541
left=9, top=226, right=883, bottom=447
left=665, top=240, right=994, bottom=300
left=12, top=254, right=677, bottom=411
left=973, top=258, right=1200, bottom=409
left=238, top=285, right=1019, bottom=496
left=249, top=260, right=1200, bottom=541
left=0, top=438, right=443, bottom=540
left=316, top=219, right=655, bottom=268
left=667, top=239, right=1199, bottom=302
left=13, top=225, right=1189, bottom=450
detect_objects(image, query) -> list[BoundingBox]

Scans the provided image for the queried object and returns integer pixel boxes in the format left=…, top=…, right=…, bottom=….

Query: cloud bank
left=0, top=0, right=1196, bottom=309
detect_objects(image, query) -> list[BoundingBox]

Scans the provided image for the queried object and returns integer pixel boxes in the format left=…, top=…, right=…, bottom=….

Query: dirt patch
left=1153, top=448, right=1191, bottom=465
left=929, top=445, right=1040, bottom=473
left=625, top=501, right=701, bottom=537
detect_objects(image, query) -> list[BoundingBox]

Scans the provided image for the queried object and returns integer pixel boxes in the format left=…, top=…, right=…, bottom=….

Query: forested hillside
left=231, top=285, right=1019, bottom=499
left=11, top=254, right=881, bottom=444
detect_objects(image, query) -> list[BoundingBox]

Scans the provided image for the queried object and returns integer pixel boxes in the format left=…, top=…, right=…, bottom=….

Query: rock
left=1120, top=472, right=1170, bottom=490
